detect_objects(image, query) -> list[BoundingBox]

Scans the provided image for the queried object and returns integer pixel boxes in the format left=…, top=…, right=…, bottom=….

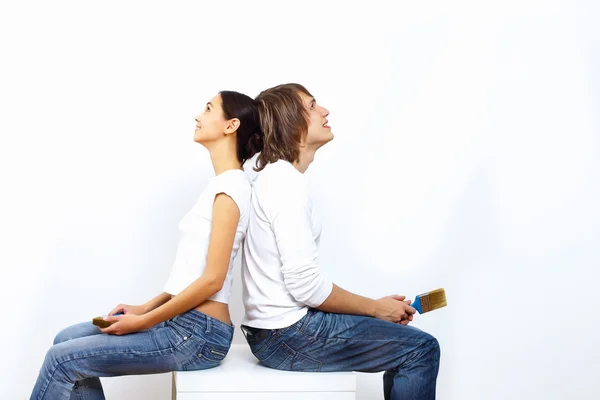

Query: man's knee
left=412, top=331, right=441, bottom=364
left=426, top=335, right=441, bottom=363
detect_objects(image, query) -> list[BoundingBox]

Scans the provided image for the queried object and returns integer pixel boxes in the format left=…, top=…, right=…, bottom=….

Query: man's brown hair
left=254, top=83, right=313, bottom=171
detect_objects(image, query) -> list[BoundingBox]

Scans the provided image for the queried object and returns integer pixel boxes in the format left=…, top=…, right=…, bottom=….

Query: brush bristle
left=419, top=288, right=447, bottom=313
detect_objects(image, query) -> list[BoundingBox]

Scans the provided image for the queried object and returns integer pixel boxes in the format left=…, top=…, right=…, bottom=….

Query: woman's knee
left=53, top=322, right=98, bottom=345
left=53, top=328, right=70, bottom=345
left=43, top=344, right=77, bottom=383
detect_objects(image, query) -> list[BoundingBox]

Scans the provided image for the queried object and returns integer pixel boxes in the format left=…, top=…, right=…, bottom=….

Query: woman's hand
left=100, top=314, right=150, bottom=335
left=108, top=303, right=147, bottom=316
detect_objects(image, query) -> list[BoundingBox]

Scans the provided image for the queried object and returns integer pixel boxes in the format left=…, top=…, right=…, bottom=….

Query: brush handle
left=412, top=295, right=422, bottom=314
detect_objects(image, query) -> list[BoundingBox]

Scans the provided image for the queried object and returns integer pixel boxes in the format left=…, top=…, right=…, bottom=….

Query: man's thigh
left=271, top=310, right=438, bottom=372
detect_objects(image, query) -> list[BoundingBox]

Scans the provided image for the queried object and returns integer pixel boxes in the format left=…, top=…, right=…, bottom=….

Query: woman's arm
left=108, top=292, right=172, bottom=316
left=142, top=292, right=173, bottom=313
left=102, top=193, right=240, bottom=335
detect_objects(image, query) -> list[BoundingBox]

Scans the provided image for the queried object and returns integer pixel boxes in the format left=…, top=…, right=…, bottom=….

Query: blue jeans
left=242, top=309, right=440, bottom=400
left=30, top=310, right=234, bottom=400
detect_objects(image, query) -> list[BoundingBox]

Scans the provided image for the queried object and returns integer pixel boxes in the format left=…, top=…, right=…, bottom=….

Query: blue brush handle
left=412, top=295, right=422, bottom=314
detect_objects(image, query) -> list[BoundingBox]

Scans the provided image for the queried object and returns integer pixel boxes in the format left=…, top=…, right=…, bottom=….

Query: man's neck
left=292, top=147, right=316, bottom=174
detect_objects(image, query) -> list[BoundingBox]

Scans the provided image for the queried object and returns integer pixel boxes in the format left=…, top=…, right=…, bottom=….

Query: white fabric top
left=242, top=160, right=333, bottom=329
left=164, top=169, right=251, bottom=304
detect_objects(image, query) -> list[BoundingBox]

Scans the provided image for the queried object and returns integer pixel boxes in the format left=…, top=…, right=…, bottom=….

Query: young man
left=241, top=83, right=440, bottom=400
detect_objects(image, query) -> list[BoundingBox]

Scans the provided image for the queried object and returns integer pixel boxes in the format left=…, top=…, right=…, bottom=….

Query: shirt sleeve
left=267, top=185, right=333, bottom=307
left=212, top=173, right=251, bottom=217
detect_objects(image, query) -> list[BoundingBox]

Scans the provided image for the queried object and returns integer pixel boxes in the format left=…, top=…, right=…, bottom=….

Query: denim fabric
left=30, top=310, right=233, bottom=400
left=242, top=309, right=440, bottom=400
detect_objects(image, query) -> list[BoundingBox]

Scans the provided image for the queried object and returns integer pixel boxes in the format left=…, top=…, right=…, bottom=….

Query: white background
left=1, top=1, right=599, bottom=399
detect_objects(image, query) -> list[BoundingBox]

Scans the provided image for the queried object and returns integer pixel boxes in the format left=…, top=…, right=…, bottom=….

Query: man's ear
left=224, top=118, right=240, bottom=135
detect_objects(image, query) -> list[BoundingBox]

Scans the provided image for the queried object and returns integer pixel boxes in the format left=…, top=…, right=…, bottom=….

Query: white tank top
left=164, top=169, right=251, bottom=304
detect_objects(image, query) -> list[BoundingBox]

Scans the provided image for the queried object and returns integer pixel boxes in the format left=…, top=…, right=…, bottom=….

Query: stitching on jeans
left=180, top=342, right=206, bottom=370
left=276, top=342, right=322, bottom=372
left=272, top=343, right=294, bottom=369
left=252, top=329, right=280, bottom=358
left=297, top=311, right=311, bottom=333
left=54, top=327, right=199, bottom=367
left=293, top=323, right=426, bottom=347
left=298, top=330, right=423, bottom=345
left=292, top=351, right=322, bottom=372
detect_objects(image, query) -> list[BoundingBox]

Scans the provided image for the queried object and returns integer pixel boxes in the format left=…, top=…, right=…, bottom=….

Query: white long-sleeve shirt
left=242, top=160, right=333, bottom=329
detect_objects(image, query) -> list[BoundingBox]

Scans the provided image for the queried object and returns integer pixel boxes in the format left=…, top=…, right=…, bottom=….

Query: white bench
left=172, top=344, right=357, bottom=399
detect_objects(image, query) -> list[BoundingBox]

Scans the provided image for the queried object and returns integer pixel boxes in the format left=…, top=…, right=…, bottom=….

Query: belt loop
left=205, top=315, right=212, bottom=334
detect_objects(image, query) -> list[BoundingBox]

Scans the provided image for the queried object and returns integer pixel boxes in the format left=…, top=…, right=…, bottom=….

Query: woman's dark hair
left=253, top=83, right=313, bottom=171
left=219, top=90, right=264, bottom=167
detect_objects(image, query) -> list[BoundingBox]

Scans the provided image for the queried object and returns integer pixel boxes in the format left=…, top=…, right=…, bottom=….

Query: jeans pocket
left=151, top=321, right=193, bottom=352
left=202, top=344, right=229, bottom=364
left=290, top=349, right=322, bottom=372
left=264, top=342, right=322, bottom=372
left=182, top=339, right=230, bottom=371
left=166, top=320, right=194, bottom=348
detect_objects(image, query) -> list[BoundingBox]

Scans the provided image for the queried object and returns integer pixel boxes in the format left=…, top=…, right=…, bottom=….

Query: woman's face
left=298, top=91, right=333, bottom=149
left=194, top=94, right=228, bottom=144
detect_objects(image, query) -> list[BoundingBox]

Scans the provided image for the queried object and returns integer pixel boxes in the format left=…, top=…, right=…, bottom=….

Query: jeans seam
left=273, top=343, right=295, bottom=369
left=54, top=339, right=193, bottom=369
left=296, top=311, right=311, bottom=334
left=252, top=330, right=281, bottom=358
left=36, top=361, right=68, bottom=400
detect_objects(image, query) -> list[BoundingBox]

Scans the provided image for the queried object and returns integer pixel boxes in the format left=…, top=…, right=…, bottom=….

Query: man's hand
left=399, top=299, right=414, bottom=325
left=108, top=303, right=147, bottom=316
left=374, top=295, right=416, bottom=324
left=100, top=314, right=150, bottom=336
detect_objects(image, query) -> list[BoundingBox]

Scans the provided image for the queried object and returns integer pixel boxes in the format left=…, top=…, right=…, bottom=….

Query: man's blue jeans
left=30, top=310, right=233, bottom=400
left=242, top=309, right=440, bottom=400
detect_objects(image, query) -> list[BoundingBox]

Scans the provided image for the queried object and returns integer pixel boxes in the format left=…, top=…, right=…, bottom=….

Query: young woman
left=31, top=90, right=263, bottom=400
left=241, top=83, right=440, bottom=400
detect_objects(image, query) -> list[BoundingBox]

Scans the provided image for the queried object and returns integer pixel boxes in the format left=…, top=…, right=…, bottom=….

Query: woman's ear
left=224, top=118, right=240, bottom=135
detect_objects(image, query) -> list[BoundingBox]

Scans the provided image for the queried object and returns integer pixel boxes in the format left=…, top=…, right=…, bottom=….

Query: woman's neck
left=208, top=139, right=242, bottom=175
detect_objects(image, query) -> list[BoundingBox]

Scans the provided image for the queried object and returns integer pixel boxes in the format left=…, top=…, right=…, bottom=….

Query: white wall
left=1, top=1, right=598, bottom=399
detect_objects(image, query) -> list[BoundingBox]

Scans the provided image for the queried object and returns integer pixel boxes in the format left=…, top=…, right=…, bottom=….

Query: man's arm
left=270, top=188, right=415, bottom=323
left=318, top=284, right=416, bottom=324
